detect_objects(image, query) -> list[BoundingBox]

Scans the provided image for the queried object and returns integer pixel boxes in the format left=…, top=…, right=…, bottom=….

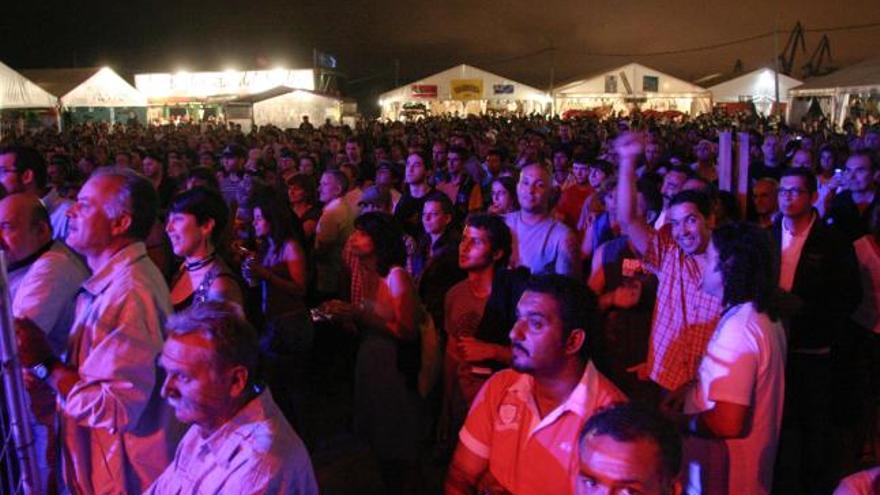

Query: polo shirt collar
left=197, top=389, right=277, bottom=470
left=509, top=362, right=596, bottom=436
left=82, top=242, right=147, bottom=296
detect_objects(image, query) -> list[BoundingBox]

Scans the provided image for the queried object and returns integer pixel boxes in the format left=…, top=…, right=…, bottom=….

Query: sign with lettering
left=410, top=84, right=438, bottom=98
left=493, top=84, right=514, bottom=95
left=451, top=79, right=483, bottom=100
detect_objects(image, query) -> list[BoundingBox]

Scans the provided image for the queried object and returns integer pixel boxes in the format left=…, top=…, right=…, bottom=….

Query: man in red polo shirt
left=445, top=274, right=625, bottom=495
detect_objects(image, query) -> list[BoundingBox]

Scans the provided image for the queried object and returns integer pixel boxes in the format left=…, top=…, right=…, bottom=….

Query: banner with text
left=451, top=79, right=483, bottom=100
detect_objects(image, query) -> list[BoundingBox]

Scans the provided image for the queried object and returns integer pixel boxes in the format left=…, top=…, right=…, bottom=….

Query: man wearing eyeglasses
left=771, top=167, right=861, bottom=495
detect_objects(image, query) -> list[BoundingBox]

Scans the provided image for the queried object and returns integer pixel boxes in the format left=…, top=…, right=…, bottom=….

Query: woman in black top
left=166, top=187, right=243, bottom=312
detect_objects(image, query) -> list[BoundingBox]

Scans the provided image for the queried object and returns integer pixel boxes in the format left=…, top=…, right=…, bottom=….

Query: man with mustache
left=615, top=132, right=723, bottom=397
left=445, top=273, right=625, bottom=495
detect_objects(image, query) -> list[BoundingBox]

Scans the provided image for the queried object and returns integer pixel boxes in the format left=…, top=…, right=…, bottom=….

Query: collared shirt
left=459, top=362, right=625, bottom=495
left=779, top=213, right=816, bottom=292
left=61, top=242, right=182, bottom=495
left=9, top=240, right=89, bottom=355
left=146, top=390, right=318, bottom=495
left=643, top=224, right=723, bottom=391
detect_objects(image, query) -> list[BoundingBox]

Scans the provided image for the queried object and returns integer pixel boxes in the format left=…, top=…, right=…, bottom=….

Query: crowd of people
left=0, top=110, right=878, bottom=494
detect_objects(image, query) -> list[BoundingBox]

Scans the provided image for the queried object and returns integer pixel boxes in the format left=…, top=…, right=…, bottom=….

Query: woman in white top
left=661, top=222, right=787, bottom=495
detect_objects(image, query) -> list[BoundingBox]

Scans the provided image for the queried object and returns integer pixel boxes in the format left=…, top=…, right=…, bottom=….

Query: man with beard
left=445, top=274, right=625, bottom=495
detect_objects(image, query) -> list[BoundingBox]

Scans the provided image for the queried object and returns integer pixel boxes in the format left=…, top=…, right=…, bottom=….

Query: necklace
left=185, top=252, right=216, bottom=272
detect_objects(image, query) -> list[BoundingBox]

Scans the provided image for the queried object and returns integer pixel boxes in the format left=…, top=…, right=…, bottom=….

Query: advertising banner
left=451, top=79, right=483, bottom=100
left=411, top=84, right=438, bottom=98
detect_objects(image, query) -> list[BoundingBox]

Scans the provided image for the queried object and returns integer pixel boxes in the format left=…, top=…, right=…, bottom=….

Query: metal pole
left=0, top=251, right=41, bottom=494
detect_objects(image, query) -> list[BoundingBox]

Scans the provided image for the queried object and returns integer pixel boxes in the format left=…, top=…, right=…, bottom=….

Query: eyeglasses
left=777, top=187, right=809, bottom=197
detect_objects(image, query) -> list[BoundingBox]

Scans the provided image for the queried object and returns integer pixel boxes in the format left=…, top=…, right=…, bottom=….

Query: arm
left=680, top=401, right=749, bottom=439
left=587, top=242, right=606, bottom=295
left=256, top=241, right=308, bottom=298
left=445, top=443, right=488, bottom=495
left=555, top=228, right=582, bottom=279
left=615, top=133, right=653, bottom=256
left=208, top=274, right=245, bottom=310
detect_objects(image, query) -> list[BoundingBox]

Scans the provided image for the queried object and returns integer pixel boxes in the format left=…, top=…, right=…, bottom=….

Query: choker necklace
left=185, top=252, right=216, bottom=272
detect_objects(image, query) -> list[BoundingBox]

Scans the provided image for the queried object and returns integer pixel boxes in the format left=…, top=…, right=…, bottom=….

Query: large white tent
left=788, top=57, right=880, bottom=128
left=0, top=62, right=58, bottom=109
left=708, top=68, right=802, bottom=116
left=554, top=62, right=711, bottom=116
left=22, top=67, right=147, bottom=124
left=224, top=87, right=342, bottom=133
left=379, top=64, right=550, bottom=120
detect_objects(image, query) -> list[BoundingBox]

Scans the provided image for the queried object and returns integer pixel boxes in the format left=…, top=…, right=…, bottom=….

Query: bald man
left=0, top=193, right=88, bottom=493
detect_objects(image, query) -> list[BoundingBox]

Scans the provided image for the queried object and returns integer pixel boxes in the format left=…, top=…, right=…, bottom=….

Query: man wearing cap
left=218, top=144, right=247, bottom=207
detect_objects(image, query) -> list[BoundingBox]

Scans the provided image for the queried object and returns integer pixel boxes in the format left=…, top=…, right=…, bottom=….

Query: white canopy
left=788, top=57, right=880, bottom=127
left=22, top=67, right=147, bottom=108
left=0, top=61, right=57, bottom=109
left=251, top=89, right=342, bottom=129
left=379, top=64, right=550, bottom=119
left=554, top=62, right=711, bottom=115
left=708, top=68, right=802, bottom=116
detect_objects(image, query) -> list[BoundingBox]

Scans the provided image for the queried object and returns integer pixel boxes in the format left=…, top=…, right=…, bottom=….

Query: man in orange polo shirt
left=445, top=273, right=626, bottom=495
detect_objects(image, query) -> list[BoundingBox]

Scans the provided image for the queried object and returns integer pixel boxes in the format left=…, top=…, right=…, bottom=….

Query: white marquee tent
left=708, top=68, right=802, bottom=116
left=224, top=87, right=342, bottom=133
left=554, top=62, right=711, bottom=116
left=0, top=61, right=57, bottom=109
left=379, top=64, right=550, bottom=120
left=22, top=67, right=147, bottom=124
left=788, top=57, right=880, bottom=128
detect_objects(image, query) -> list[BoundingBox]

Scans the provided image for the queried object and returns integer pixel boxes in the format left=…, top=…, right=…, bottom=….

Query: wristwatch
left=30, top=356, right=59, bottom=381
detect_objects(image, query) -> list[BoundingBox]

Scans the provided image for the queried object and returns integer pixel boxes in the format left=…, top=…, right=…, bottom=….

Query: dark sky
left=4, top=0, right=879, bottom=105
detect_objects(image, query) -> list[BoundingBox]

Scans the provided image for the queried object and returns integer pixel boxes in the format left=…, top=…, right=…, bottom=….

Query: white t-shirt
left=683, top=302, right=787, bottom=495
left=778, top=215, right=815, bottom=292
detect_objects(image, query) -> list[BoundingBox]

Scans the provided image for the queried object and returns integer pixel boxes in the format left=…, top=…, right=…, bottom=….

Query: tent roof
left=380, top=64, right=548, bottom=102
left=708, top=67, right=803, bottom=102
left=790, top=57, right=880, bottom=95
left=0, top=61, right=58, bottom=109
left=554, top=62, right=709, bottom=96
left=226, top=86, right=340, bottom=105
left=21, top=67, right=147, bottom=107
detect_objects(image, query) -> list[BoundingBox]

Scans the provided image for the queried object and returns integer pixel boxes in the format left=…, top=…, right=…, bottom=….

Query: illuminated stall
left=554, top=63, right=712, bottom=116
left=707, top=68, right=802, bottom=117
left=0, top=61, right=59, bottom=137
left=788, top=57, right=880, bottom=129
left=23, top=67, right=147, bottom=124
left=134, top=68, right=315, bottom=124
left=379, top=64, right=550, bottom=120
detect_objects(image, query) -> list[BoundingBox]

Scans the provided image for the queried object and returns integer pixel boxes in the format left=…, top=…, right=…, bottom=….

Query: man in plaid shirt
left=615, top=133, right=723, bottom=393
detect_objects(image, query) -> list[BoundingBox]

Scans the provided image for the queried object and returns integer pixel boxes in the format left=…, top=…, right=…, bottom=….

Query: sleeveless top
left=171, top=261, right=237, bottom=313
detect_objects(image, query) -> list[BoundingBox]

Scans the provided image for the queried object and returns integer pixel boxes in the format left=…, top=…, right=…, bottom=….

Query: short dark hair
left=669, top=189, right=712, bottom=218
left=665, top=164, right=694, bottom=180
left=169, top=186, right=229, bottom=246
left=572, top=153, right=591, bottom=166
left=465, top=213, right=512, bottom=268
left=523, top=273, right=598, bottom=360
left=848, top=149, right=879, bottom=171
left=353, top=212, right=407, bottom=277
left=186, top=166, right=220, bottom=190
left=423, top=190, right=454, bottom=216
left=579, top=403, right=683, bottom=485
left=0, top=145, right=47, bottom=189
left=286, top=173, right=318, bottom=204
left=323, top=168, right=349, bottom=194
left=636, top=178, right=663, bottom=216
left=779, top=166, right=817, bottom=192
left=447, top=145, right=469, bottom=159
left=166, top=301, right=263, bottom=389
left=710, top=222, right=779, bottom=319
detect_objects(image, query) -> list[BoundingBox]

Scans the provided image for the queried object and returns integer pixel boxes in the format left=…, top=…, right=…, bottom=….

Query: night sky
left=4, top=0, right=879, bottom=108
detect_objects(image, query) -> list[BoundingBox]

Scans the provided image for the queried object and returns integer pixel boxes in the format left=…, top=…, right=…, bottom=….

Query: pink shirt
left=146, top=390, right=318, bottom=495
left=459, top=363, right=626, bottom=495
left=61, top=242, right=182, bottom=494
left=643, top=224, right=723, bottom=391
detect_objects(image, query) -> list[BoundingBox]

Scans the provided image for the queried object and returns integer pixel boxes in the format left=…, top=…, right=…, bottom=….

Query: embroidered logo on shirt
left=499, top=404, right=518, bottom=425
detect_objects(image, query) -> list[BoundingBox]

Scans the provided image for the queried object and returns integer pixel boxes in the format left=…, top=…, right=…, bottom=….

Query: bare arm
left=257, top=241, right=307, bottom=298
left=615, top=133, right=653, bottom=256
left=445, top=443, right=488, bottom=495
left=684, top=400, right=749, bottom=439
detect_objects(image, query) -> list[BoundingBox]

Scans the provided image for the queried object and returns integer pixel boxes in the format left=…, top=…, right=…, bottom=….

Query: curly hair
left=711, top=222, right=779, bottom=320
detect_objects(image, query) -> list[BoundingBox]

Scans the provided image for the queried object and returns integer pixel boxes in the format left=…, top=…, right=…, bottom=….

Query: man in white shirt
left=314, top=168, right=355, bottom=299
left=147, top=302, right=318, bottom=495
left=0, top=145, right=72, bottom=239
left=16, top=168, right=181, bottom=494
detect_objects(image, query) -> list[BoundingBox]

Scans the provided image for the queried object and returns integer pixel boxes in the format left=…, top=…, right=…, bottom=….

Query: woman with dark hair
left=244, top=191, right=312, bottom=432
left=487, top=176, right=518, bottom=215
left=662, top=222, right=786, bottom=495
left=322, top=212, right=424, bottom=495
left=166, top=186, right=243, bottom=312
left=286, top=174, right=321, bottom=243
